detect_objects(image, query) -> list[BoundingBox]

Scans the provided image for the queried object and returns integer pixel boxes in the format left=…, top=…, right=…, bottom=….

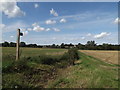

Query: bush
left=68, top=48, right=79, bottom=60
left=39, top=55, right=60, bottom=65
left=68, top=48, right=79, bottom=65
left=61, top=48, right=79, bottom=65
left=3, top=57, right=29, bottom=73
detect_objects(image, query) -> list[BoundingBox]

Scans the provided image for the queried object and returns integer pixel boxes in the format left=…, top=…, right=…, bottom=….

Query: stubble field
left=80, top=50, right=119, bottom=65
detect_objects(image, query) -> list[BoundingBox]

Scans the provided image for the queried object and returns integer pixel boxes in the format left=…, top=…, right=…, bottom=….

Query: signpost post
left=16, top=29, right=23, bottom=61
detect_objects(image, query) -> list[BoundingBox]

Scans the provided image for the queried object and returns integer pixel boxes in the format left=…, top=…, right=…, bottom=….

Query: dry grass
left=80, top=50, right=118, bottom=65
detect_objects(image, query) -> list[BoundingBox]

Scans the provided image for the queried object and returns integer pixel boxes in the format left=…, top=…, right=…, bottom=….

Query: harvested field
left=80, top=50, right=118, bottom=65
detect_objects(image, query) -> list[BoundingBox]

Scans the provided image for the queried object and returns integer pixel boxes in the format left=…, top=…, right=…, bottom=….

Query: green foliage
left=39, top=55, right=60, bottom=65
left=68, top=48, right=79, bottom=60
left=3, top=57, right=29, bottom=73
left=60, top=48, right=79, bottom=65
left=63, top=48, right=79, bottom=65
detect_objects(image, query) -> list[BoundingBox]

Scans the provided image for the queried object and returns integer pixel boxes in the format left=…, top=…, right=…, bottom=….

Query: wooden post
left=16, top=29, right=20, bottom=61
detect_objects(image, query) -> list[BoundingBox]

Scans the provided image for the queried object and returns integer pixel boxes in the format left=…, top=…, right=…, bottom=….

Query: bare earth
left=80, top=50, right=118, bottom=65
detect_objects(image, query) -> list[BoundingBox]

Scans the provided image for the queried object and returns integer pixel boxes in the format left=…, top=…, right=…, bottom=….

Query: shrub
left=39, top=55, right=60, bottom=65
left=68, top=48, right=79, bottom=65
left=60, top=52, right=69, bottom=61
left=61, top=48, right=79, bottom=65
left=3, top=57, right=29, bottom=73
left=13, top=58, right=30, bottom=72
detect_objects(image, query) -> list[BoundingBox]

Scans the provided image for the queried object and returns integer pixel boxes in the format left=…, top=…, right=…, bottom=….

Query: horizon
left=1, top=2, right=118, bottom=45
left=1, top=40, right=119, bottom=46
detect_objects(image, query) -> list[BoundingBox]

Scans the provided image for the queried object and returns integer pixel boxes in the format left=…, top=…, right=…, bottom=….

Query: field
left=2, top=47, right=120, bottom=88
left=2, top=47, right=67, bottom=57
left=80, top=50, right=118, bottom=65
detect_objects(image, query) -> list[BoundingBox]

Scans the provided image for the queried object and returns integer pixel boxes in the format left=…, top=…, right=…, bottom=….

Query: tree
left=86, top=41, right=96, bottom=46
left=9, top=42, right=16, bottom=47
left=86, top=41, right=97, bottom=50
left=61, top=43, right=65, bottom=48
left=2, top=41, right=9, bottom=47
left=20, top=42, right=26, bottom=47
left=52, top=44, right=56, bottom=48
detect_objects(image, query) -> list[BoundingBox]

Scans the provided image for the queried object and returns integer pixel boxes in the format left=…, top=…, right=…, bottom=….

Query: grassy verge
left=46, top=52, right=119, bottom=88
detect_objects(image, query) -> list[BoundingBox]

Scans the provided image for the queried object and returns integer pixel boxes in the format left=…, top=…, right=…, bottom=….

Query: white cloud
left=114, top=17, right=120, bottom=24
left=22, top=31, right=28, bottom=36
left=53, top=28, right=60, bottom=32
left=32, top=22, right=45, bottom=32
left=27, top=28, right=32, bottom=31
left=46, top=28, right=51, bottom=31
left=0, top=0, right=25, bottom=18
left=81, top=37, right=85, bottom=40
left=94, top=32, right=111, bottom=39
left=52, top=37, right=56, bottom=40
left=50, top=8, right=58, bottom=17
left=45, top=20, right=56, bottom=25
left=0, top=24, right=6, bottom=29
left=2, top=21, right=28, bottom=33
left=60, top=18, right=66, bottom=23
left=21, top=28, right=26, bottom=31
left=86, top=33, right=92, bottom=36
left=32, top=22, right=39, bottom=27
left=33, top=25, right=45, bottom=32
left=34, top=3, right=39, bottom=8
left=10, top=35, right=14, bottom=38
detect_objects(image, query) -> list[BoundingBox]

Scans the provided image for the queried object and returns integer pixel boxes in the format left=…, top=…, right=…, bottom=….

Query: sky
left=0, top=1, right=119, bottom=45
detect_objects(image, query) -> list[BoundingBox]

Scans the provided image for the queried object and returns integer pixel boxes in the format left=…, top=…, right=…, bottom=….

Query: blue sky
left=1, top=2, right=118, bottom=45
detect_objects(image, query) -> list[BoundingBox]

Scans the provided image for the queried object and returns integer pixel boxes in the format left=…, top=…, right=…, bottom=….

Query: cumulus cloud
left=60, top=18, right=66, bottom=23
left=45, top=20, right=56, bottom=25
left=0, top=0, right=25, bottom=18
left=53, top=28, right=60, bottom=32
left=0, top=24, right=6, bottom=29
left=33, top=25, right=45, bottom=32
left=32, top=22, right=39, bottom=27
left=86, top=33, right=92, bottom=36
left=50, top=8, right=58, bottom=17
left=22, top=31, right=28, bottom=36
left=2, top=22, right=28, bottom=32
left=46, top=28, right=51, bottom=31
left=34, top=3, right=39, bottom=8
left=81, top=37, right=85, bottom=40
left=31, top=22, right=45, bottom=32
left=114, top=17, right=120, bottom=24
left=10, top=35, right=14, bottom=38
left=94, top=32, right=111, bottom=39
left=27, top=28, right=32, bottom=31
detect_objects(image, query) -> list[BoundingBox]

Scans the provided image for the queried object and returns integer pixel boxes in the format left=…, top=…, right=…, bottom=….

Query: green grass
left=46, top=52, right=119, bottom=88
left=2, top=47, right=67, bottom=57
left=2, top=47, right=119, bottom=88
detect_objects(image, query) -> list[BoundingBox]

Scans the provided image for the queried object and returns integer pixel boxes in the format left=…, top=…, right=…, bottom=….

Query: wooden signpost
left=16, top=29, right=23, bottom=61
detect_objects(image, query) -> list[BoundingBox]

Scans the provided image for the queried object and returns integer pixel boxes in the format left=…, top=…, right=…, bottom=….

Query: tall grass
left=2, top=48, right=80, bottom=88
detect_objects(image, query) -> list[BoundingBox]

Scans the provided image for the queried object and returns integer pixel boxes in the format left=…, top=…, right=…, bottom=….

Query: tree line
left=1, top=41, right=120, bottom=50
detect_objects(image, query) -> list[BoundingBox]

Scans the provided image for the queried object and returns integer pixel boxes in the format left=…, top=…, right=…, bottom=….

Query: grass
left=2, top=47, right=67, bottom=57
left=46, top=52, right=119, bottom=88
left=2, top=47, right=119, bottom=88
